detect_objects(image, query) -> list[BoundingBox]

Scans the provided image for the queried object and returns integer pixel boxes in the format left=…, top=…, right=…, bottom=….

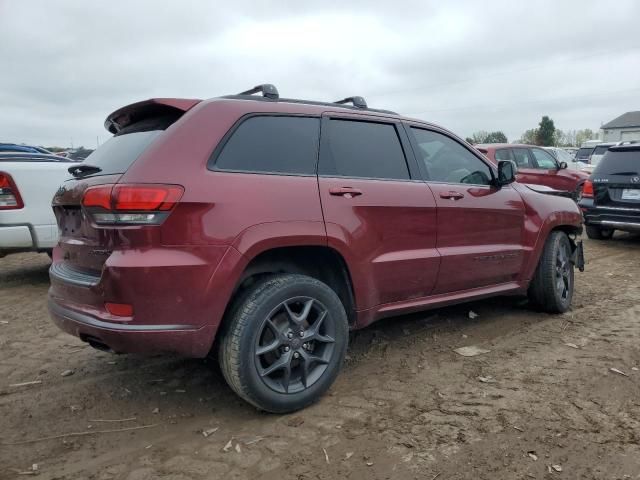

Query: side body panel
left=0, top=161, right=79, bottom=250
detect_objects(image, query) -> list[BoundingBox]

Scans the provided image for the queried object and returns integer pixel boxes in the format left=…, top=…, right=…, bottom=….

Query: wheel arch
left=227, top=245, right=357, bottom=327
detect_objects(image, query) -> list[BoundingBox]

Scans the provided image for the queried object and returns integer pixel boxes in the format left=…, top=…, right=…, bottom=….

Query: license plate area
left=59, top=207, right=83, bottom=235
left=621, top=189, right=640, bottom=201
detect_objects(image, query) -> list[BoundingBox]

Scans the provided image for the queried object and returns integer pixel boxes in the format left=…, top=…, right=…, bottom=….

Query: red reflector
left=113, top=185, right=184, bottom=211
left=83, top=185, right=114, bottom=210
left=105, top=302, right=134, bottom=317
left=582, top=180, right=594, bottom=198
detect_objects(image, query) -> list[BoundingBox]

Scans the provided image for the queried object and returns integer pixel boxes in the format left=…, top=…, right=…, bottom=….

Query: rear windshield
left=592, top=145, right=611, bottom=156
left=81, top=111, right=181, bottom=176
left=82, top=130, right=162, bottom=176
left=575, top=147, right=593, bottom=159
left=593, top=149, right=640, bottom=176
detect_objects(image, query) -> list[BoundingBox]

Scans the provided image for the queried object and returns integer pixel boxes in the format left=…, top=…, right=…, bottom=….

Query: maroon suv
left=477, top=143, right=588, bottom=199
left=49, top=85, right=584, bottom=412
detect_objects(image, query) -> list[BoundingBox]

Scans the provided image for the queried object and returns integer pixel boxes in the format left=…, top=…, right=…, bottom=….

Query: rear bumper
left=0, top=225, right=33, bottom=248
left=0, top=222, right=57, bottom=255
left=48, top=295, right=217, bottom=357
left=579, top=200, right=640, bottom=232
left=47, top=245, right=246, bottom=358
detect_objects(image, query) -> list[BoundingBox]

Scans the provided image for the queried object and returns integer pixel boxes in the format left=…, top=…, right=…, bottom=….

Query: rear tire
left=219, top=274, right=348, bottom=413
left=528, top=231, right=574, bottom=313
left=585, top=225, right=614, bottom=240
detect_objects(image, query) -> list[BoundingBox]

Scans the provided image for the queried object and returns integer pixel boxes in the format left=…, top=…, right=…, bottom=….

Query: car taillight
left=0, top=172, right=24, bottom=210
left=82, top=184, right=184, bottom=226
left=582, top=180, right=594, bottom=198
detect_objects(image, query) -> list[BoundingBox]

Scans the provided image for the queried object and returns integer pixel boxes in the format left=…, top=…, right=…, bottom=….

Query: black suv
left=580, top=143, right=640, bottom=239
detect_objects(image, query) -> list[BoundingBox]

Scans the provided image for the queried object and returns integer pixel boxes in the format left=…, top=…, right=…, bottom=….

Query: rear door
left=318, top=114, right=439, bottom=310
left=407, top=126, right=526, bottom=294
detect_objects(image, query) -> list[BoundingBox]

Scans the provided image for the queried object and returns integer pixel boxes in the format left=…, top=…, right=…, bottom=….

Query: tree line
left=466, top=116, right=596, bottom=147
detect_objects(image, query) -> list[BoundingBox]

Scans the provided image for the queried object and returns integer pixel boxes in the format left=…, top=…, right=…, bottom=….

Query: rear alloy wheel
left=219, top=274, right=348, bottom=413
left=585, top=225, right=614, bottom=240
left=528, top=231, right=574, bottom=313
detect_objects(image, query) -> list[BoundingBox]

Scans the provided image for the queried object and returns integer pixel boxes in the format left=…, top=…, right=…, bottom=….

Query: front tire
left=528, top=231, right=574, bottom=313
left=585, top=225, right=614, bottom=240
left=219, top=274, right=348, bottom=413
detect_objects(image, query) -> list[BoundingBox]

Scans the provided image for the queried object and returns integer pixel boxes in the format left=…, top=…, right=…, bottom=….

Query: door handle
left=439, top=191, right=465, bottom=200
left=329, top=187, right=363, bottom=198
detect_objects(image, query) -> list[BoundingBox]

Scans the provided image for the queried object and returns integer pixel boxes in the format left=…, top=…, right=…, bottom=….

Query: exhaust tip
left=80, top=334, right=115, bottom=353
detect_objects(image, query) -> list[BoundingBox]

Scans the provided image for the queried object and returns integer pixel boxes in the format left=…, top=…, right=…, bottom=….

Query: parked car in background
left=0, top=152, right=79, bottom=257
left=544, top=147, right=588, bottom=171
left=48, top=85, right=584, bottom=413
left=582, top=142, right=616, bottom=174
left=476, top=143, right=589, bottom=199
left=579, top=142, right=640, bottom=239
left=563, top=147, right=578, bottom=158
left=0, top=143, right=53, bottom=155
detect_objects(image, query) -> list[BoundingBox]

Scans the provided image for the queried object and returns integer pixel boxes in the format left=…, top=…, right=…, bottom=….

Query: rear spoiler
left=104, top=98, right=201, bottom=134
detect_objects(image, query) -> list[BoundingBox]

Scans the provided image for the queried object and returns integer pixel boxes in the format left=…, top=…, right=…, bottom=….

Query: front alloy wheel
left=528, top=231, right=575, bottom=313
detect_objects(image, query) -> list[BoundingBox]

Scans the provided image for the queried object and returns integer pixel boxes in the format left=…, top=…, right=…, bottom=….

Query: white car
left=0, top=152, right=79, bottom=257
left=544, top=147, right=589, bottom=172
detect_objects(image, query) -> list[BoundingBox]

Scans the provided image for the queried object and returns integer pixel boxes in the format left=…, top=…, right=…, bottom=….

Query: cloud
left=1, top=0, right=639, bottom=146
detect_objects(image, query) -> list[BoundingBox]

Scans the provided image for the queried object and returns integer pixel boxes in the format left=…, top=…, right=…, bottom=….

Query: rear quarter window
left=213, top=116, right=320, bottom=175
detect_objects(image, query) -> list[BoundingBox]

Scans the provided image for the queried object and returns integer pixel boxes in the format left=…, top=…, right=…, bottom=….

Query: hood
left=522, top=183, right=574, bottom=199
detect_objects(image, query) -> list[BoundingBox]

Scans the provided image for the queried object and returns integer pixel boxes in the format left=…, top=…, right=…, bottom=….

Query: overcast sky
left=1, top=0, right=639, bottom=148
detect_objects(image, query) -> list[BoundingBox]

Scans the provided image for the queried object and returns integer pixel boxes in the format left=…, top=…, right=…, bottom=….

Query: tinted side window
left=320, top=119, right=409, bottom=180
left=530, top=148, right=558, bottom=169
left=495, top=149, right=514, bottom=161
left=512, top=148, right=533, bottom=168
left=215, top=116, right=320, bottom=175
left=411, top=128, right=493, bottom=185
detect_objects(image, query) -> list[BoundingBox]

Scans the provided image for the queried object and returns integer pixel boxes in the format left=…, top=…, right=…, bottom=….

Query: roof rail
left=334, top=96, right=367, bottom=109
left=238, top=84, right=279, bottom=100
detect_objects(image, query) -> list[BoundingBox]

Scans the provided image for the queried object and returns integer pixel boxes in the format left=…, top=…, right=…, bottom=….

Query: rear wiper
left=610, top=171, right=638, bottom=176
left=69, top=164, right=102, bottom=177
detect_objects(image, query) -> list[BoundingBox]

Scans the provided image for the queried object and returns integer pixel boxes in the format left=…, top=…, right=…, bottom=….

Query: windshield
left=551, top=148, right=573, bottom=163
left=576, top=147, right=594, bottom=159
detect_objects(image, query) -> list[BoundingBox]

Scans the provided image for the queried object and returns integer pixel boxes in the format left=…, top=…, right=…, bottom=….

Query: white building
left=601, top=111, right=640, bottom=142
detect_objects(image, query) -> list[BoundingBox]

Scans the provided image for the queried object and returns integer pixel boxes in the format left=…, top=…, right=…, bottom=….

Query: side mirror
left=558, top=161, right=568, bottom=170
left=497, top=160, right=516, bottom=185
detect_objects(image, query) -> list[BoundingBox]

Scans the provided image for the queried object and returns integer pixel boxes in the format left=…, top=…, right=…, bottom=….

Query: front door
left=317, top=115, right=440, bottom=310
left=407, top=126, right=526, bottom=294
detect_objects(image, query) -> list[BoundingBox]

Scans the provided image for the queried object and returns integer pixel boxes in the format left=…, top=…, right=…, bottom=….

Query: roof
left=601, top=111, right=640, bottom=129
left=475, top=143, right=533, bottom=150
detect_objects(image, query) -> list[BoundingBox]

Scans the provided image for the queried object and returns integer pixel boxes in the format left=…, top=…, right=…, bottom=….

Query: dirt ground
left=1, top=235, right=639, bottom=480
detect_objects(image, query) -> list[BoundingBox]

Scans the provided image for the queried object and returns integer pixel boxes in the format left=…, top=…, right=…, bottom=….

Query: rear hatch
left=52, top=99, right=199, bottom=277
left=591, top=146, right=640, bottom=208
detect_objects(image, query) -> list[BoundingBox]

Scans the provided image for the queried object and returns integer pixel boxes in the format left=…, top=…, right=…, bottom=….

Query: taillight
left=82, top=184, right=184, bottom=226
left=0, top=172, right=24, bottom=210
left=582, top=180, right=594, bottom=198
